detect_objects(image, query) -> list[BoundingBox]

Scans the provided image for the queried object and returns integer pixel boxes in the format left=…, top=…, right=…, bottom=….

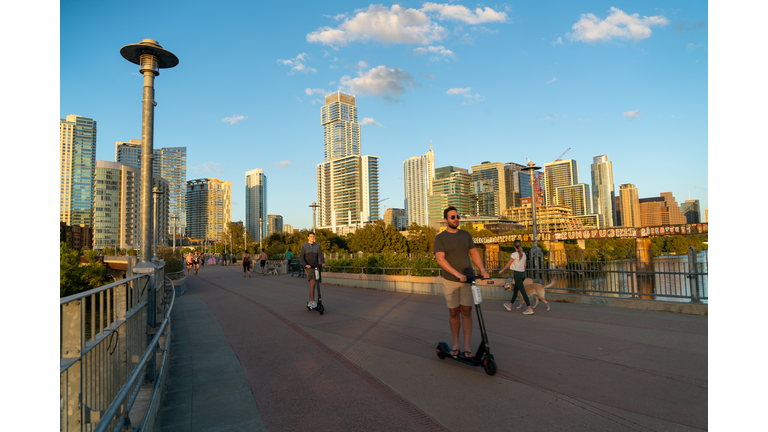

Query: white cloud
left=222, top=115, right=246, bottom=125
left=567, top=7, right=669, bottom=43
left=277, top=53, right=317, bottom=74
left=307, top=3, right=508, bottom=47
left=547, top=77, right=558, bottom=84
left=414, top=45, right=456, bottom=61
left=339, top=65, right=417, bottom=100
left=552, top=37, right=563, bottom=45
left=446, top=87, right=471, bottom=95
left=305, top=88, right=326, bottom=96
left=360, top=117, right=383, bottom=127
left=272, top=160, right=294, bottom=170
left=307, top=4, right=447, bottom=46
left=311, top=99, right=323, bottom=105
left=421, top=2, right=508, bottom=25
left=446, top=87, right=484, bottom=103
left=194, top=162, right=225, bottom=175
left=623, top=110, right=641, bottom=119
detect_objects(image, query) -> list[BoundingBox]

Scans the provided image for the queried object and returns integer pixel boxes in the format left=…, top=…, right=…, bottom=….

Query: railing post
left=580, top=250, right=586, bottom=294
left=688, top=247, right=701, bottom=303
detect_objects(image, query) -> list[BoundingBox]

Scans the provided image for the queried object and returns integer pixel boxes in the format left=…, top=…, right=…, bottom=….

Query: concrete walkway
left=156, top=265, right=707, bottom=431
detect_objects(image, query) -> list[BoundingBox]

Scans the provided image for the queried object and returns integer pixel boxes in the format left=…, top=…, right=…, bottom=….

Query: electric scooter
left=435, top=275, right=497, bottom=375
left=306, top=266, right=325, bottom=315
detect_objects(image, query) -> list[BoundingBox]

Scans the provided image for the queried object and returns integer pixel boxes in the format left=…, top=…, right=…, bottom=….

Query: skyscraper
left=681, top=199, right=701, bottom=224
left=383, top=208, right=407, bottom=230
left=470, top=161, right=512, bottom=217
left=428, top=166, right=471, bottom=223
left=639, top=192, right=686, bottom=226
left=618, top=184, right=641, bottom=227
left=60, top=115, right=97, bottom=228
left=267, top=214, right=283, bottom=236
left=590, top=155, right=616, bottom=228
left=245, top=169, right=267, bottom=241
left=506, top=162, right=532, bottom=208
left=542, top=159, right=578, bottom=206
left=93, top=161, right=139, bottom=250
left=403, top=144, right=435, bottom=227
left=115, top=140, right=187, bottom=235
left=317, top=91, right=380, bottom=231
left=186, top=178, right=231, bottom=241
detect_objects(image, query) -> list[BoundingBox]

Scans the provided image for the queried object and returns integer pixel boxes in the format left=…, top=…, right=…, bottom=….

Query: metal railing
left=322, top=247, right=708, bottom=303
left=61, top=262, right=173, bottom=432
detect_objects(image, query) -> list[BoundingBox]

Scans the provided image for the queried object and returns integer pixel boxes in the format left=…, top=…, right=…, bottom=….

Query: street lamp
left=120, top=38, right=179, bottom=264
left=309, top=202, right=319, bottom=232
left=152, top=187, right=164, bottom=265
left=521, top=161, right=542, bottom=282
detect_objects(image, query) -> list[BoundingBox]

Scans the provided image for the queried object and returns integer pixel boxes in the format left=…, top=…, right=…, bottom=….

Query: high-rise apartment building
left=403, top=144, right=435, bottom=227
left=383, top=208, right=407, bottom=230
left=283, top=224, right=293, bottom=234
left=267, top=214, right=283, bottom=236
left=506, top=162, right=532, bottom=208
left=428, top=166, right=472, bottom=223
left=556, top=184, right=592, bottom=217
left=115, top=139, right=187, bottom=235
left=639, top=192, right=686, bottom=227
left=322, top=91, right=360, bottom=160
left=681, top=199, right=701, bottom=224
left=542, top=159, right=578, bottom=206
left=93, top=161, right=139, bottom=250
left=60, top=115, right=97, bottom=227
left=618, top=184, right=641, bottom=227
left=186, top=178, right=231, bottom=241
left=470, top=161, right=513, bottom=217
left=590, top=155, right=616, bottom=228
left=245, top=169, right=268, bottom=241
left=317, top=92, right=380, bottom=231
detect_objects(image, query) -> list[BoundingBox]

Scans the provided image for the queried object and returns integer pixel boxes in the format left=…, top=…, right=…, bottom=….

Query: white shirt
left=510, top=251, right=526, bottom=272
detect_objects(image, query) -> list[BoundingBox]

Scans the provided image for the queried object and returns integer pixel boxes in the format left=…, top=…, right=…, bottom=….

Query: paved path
left=156, top=265, right=707, bottom=431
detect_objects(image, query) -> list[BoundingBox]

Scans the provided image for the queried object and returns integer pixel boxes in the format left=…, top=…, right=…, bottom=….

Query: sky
left=57, top=0, right=708, bottom=231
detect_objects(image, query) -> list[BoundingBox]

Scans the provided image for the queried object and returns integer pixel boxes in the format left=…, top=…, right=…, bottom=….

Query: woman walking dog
left=500, top=240, right=534, bottom=315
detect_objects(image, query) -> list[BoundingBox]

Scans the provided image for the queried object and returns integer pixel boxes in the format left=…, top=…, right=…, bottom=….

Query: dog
left=504, top=278, right=554, bottom=311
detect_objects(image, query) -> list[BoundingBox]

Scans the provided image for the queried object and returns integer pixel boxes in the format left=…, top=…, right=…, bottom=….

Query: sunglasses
left=448, top=215, right=460, bottom=220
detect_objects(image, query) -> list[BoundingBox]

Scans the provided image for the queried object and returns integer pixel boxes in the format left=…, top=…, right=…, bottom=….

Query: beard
left=446, top=218, right=460, bottom=229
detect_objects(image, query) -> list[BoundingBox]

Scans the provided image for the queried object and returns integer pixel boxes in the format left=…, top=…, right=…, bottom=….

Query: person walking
left=193, top=251, right=200, bottom=275
left=221, top=251, right=227, bottom=266
left=299, top=232, right=325, bottom=309
left=243, top=251, right=252, bottom=277
left=258, top=249, right=268, bottom=275
left=433, top=206, right=490, bottom=358
left=500, top=239, right=534, bottom=315
left=185, top=252, right=193, bottom=274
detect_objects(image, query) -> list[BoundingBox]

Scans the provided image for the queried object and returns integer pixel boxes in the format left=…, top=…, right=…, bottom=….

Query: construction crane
left=531, top=148, right=571, bottom=198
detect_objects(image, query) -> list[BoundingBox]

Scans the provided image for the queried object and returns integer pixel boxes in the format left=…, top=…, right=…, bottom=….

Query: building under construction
left=502, top=197, right=584, bottom=233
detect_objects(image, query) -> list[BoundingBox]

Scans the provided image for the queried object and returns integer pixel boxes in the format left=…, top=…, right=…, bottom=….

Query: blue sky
left=58, top=0, right=708, bottom=230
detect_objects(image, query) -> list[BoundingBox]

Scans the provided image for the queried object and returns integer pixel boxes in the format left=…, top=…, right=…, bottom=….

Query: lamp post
left=521, top=161, right=542, bottom=282
left=259, top=217, right=263, bottom=251
left=309, top=202, right=319, bottom=232
left=120, top=39, right=179, bottom=264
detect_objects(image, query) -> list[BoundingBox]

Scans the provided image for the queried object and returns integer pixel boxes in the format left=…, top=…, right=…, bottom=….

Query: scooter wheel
left=318, top=304, right=324, bottom=315
left=436, top=347, right=446, bottom=359
left=483, top=358, right=497, bottom=376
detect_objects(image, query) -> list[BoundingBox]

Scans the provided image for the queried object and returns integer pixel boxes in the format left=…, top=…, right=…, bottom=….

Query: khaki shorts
left=441, top=278, right=472, bottom=308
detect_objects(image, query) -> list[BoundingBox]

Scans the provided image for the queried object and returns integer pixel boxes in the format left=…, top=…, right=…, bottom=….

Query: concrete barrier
left=320, top=272, right=708, bottom=316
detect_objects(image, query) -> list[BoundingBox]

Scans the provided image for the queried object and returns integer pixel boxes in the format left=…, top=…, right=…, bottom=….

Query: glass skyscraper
left=590, top=155, right=616, bottom=228
left=115, top=140, right=187, bottom=236
left=403, top=144, right=435, bottom=227
left=186, top=178, right=231, bottom=241
left=245, top=168, right=268, bottom=241
left=60, top=115, right=97, bottom=228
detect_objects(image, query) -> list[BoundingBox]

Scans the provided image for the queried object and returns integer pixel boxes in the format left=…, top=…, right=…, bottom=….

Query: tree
left=219, top=222, right=255, bottom=254
left=60, top=242, right=109, bottom=297
left=406, top=223, right=437, bottom=254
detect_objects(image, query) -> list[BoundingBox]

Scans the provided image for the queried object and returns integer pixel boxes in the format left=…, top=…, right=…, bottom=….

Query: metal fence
left=323, top=247, right=708, bottom=303
left=61, top=263, right=173, bottom=432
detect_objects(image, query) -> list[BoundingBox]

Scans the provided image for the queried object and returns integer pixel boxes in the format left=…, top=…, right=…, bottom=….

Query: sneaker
left=523, top=309, right=534, bottom=315
left=503, top=302, right=512, bottom=312
left=310, top=301, right=317, bottom=308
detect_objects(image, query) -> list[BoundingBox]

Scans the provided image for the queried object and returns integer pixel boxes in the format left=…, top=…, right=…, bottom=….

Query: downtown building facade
left=402, top=144, right=435, bottom=227
left=681, top=199, right=701, bottom=223
left=267, top=214, right=283, bottom=236
left=60, top=115, right=97, bottom=230
left=317, top=91, right=380, bottom=232
left=542, top=159, right=600, bottom=228
left=383, top=208, right=407, bottom=230
left=186, top=178, right=231, bottom=242
left=245, top=169, right=268, bottom=241
left=428, top=166, right=472, bottom=223
left=590, top=155, right=616, bottom=228
left=618, top=184, right=641, bottom=227
left=115, top=139, right=187, bottom=236
left=639, top=192, right=686, bottom=227
left=469, top=161, right=531, bottom=217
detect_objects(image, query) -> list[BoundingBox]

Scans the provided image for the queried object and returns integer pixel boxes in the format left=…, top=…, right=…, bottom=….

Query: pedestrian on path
left=299, top=232, right=325, bottom=309
left=243, top=251, right=252, bottom=277
left=221, top=251, right=228, bottom=266
left=433, top=206, right=490, bottom=358
left=194, top=251, right=201, bottom=275
left=259, top=249, right=268, bottom=275
left=500, top=239, right=534, bottom=315
left=186, top=252, right=193, bottom=274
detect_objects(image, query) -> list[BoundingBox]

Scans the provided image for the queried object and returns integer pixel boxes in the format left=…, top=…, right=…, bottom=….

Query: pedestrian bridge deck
left=156, top=265, right=707, bottom=432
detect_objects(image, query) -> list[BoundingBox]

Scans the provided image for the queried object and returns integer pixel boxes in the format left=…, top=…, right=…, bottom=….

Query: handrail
left=59, top=273, right=147, bottom=304
left=94, top=276, right=176, bottom=432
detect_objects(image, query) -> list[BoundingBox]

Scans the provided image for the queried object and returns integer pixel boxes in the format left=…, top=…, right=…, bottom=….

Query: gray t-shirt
left=433, top=229, right=476, bottom=282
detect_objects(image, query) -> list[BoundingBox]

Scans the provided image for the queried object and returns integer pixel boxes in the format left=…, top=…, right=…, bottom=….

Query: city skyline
left=59, top=1, right=708, bottom=230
